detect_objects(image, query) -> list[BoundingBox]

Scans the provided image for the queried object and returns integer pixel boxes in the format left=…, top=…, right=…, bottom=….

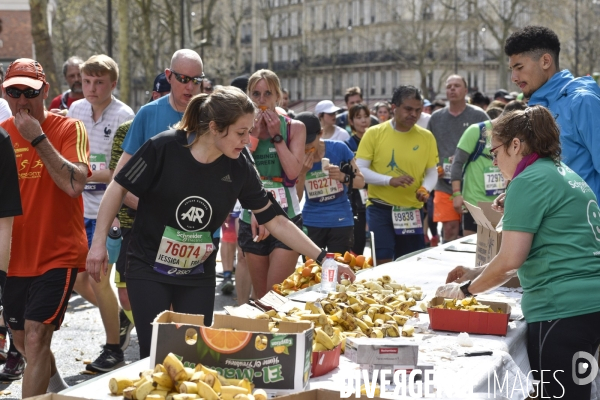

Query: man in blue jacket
left=505, top=26, right=600, bottom=199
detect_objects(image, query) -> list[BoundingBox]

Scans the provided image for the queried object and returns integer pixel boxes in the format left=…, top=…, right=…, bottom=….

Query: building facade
left=0, top=0, right=33, bottom=68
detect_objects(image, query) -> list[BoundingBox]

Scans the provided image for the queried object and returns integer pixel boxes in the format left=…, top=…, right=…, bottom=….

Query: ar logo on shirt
left=104, top=126, right=112, bottom=139
left=176, top=196, right=212, bottom=231
left=588, top=200, right=600, bottom=242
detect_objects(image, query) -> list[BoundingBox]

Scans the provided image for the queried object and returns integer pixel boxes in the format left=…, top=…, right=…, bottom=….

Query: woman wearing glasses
left=87, top=87, right=355, bottom=358
left=437, top=105, right=600, bottom=399
left=237, top=69, right=307, bottom=300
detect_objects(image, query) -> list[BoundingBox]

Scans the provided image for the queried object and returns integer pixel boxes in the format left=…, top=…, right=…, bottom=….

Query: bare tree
left=30, top=0, right=61, bottom=99
left=117, top=0, right=130, bottom=104
left=476, top=0, right=529, bottom=89
left=388, top=0, right=456, bottom=97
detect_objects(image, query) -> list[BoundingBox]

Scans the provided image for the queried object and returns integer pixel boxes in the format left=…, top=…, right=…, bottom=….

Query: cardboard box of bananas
left=109, top=352, right=265, bottom=400
left=428, top=297, right=511, bottom=336
left=256, top=276, right=423, bottom=355
left=272, top=252, right=374, bottom=296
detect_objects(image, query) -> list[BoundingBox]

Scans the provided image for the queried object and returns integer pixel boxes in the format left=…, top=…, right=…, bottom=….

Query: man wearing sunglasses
left=0, top=58, right=91, bottom=396
left=117, top=49, right=203, bottom=175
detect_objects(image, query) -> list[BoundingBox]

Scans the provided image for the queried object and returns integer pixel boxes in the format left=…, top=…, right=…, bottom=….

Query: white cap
left=315, top=100, right=341, bottom=115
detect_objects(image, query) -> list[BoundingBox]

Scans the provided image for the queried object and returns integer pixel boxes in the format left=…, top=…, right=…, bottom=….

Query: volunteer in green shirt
left=437, top=105, right=600, bottom=399
left=450, top=100, right=526, bottom=235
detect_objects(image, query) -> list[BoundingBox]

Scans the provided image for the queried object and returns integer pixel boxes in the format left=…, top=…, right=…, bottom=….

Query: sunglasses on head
left=5, top=85, right=44, bottom=99
left=170, top=70, right=205, bottom=85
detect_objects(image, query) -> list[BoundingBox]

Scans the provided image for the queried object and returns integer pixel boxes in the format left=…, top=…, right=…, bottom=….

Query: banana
left=163, top=353, right=188, bottom=383
left=146, top=395, right=166, bottom=400
left=354, top=317, right=370, bottom=333
left=238, top=378, right=253, bottom=393
left=315, top=327, right=335, bottom=350
left=370, top=328, right=384, bottom=338
left=123, top=387, right=136, bottom=400
left=402, top=325, right=415, bottom=337
left=179, top=381, right=199, bottom=394
left=109, top=377, right=134, bottom=395
left=313, top=342, right=328, bottom=352
left=383, top=324, right=400, bottom=337
left=196, top=380, right=219, bottom=400
left=136, top=380, right=155, bottom=400
left=152, top=372, right=173, bottom=389
left=253, top=389, right=268, bottom=400
left=361, top=315, right=374, bottom=327
left=172, top=395, right=200, bottom=400
left=221, top=385, right=250, bottom=397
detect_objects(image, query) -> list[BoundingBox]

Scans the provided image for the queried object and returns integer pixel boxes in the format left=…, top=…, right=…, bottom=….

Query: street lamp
left=481, top=27, right=486, bottom=94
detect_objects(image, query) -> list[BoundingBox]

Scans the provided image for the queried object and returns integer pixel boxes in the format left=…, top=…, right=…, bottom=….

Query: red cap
left=2, top=58, right=47, bottom=90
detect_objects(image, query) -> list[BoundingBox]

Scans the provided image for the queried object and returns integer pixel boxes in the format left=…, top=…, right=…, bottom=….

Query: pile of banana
left=257, top=276, right=423, bottom=353
left=109, top=352, right=266, bottom=400
left=432, top=297, right=504, bottom=313
left=272, top=253, right=374, bottom=296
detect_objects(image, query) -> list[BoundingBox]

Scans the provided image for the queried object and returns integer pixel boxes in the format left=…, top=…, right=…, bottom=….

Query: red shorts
left=433, top=191, right=461, bottom=223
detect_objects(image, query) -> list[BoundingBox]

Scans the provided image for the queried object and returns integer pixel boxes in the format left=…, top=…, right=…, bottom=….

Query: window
left=370, top=71, right=376, bottom=96
left=381, top=71, right=387, bottom=95
left=311, top=76, right=316, bottom=97
left=334, top=74, right=342, bottom=96
left=323, top=76, right=328, bottom=97
left=282, top=45, right=288, bottom=61
left=262, top=47, right=268, bottom=63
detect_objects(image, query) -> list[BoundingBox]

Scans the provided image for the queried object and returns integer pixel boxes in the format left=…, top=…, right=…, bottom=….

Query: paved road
left=0, top=263, right=238, bottom=399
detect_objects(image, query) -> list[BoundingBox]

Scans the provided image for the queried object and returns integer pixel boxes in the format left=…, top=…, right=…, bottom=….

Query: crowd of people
left=0, top=24, right=599, bottom=398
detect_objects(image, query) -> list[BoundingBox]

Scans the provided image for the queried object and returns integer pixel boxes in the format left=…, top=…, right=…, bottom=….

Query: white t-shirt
left=325, top=125, right=351, bottom=142
left=0, top=98, right=11, bottom=123
left=68, top=97, right=135, bottom=219
left=417, top=112, right=431, bottom=129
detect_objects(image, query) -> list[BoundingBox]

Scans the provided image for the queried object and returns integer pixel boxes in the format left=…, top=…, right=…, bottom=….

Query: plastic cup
left=321, top=158, right=330, bottom=175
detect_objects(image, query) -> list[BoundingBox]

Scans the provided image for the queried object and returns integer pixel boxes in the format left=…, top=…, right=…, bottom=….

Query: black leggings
left=527, top=311, right=600, bottom=399
left=351, top=211, right=366, bottom=255
left=127, top=278, right=216, bottom=359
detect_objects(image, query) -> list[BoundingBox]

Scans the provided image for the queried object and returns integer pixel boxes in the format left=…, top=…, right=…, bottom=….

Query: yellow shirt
left=356, top=121, right=438, bottom=209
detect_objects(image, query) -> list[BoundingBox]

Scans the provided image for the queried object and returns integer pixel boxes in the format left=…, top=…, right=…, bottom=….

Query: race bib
left=85, top=154, right=108, bottom=192
left=442, top=157, right=452, bottom=184
left=154, top=226, right=214, bottom=276
left=304, top=171, right=344, bottom=202
left=483, top=166, right=506, bottom=196
left=89, top=154, right=107, bottom=172
left=392, top=207, right=423, bottom=235
left=263, top=180, right=289, bottom=211
left=359, top=189, right=368, bottom=205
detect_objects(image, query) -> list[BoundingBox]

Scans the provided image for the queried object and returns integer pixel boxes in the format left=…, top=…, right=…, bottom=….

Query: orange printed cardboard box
left=150, top=311, right=312, bottom=394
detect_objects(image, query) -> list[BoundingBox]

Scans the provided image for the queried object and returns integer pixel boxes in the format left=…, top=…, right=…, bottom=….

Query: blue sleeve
left=121, top=108, right=148, bottom=155
left=342, top=142, right=355, bottom=161
left=573, top=94, right=600, bottom=178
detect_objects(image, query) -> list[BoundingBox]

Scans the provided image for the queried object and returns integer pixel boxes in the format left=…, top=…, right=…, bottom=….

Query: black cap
left=494, top=89, right=515, bottom=101
left=295, top=112, right=322, bottom=144
left=230, top=76, right=249, bottom=93
left=153, top=72, right=171, bottom=93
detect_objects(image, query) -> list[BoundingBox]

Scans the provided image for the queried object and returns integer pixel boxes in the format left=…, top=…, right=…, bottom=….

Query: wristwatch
left=460, top=280, right=474, bottom=297
left=343, top=174, right=350, bottom=183
left=270, top=134, right=284, bottom=144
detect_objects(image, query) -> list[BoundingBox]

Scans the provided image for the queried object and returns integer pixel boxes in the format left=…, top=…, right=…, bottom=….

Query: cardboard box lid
left=346, top=337, right=418, bottom=347
left=153, top=311, right=312, bottom=334
left=464, top=201, right=502, bottom=231
left=26, top=395, right=86, bottom=400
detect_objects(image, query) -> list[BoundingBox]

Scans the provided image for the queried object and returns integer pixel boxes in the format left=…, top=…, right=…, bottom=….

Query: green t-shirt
left=503, top=158, right=600, bottom=323
left=456, top=121, right=506, bottom=204
left=241, top=115, right=300, bottom=223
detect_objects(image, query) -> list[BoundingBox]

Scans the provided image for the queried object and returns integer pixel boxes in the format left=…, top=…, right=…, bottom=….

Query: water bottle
left=106, top=226, right=122, bottom=264
left=320, top=253, right=338, bottom=294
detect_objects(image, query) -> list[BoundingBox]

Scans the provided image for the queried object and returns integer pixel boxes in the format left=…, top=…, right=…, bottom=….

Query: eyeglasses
left=489, top=143, right=503, bottom=161
left=490, top=138, right=524, bottom=160
left=5, top=86, right=44, bottom=99
left=170, top=70, right=205, bottom=85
